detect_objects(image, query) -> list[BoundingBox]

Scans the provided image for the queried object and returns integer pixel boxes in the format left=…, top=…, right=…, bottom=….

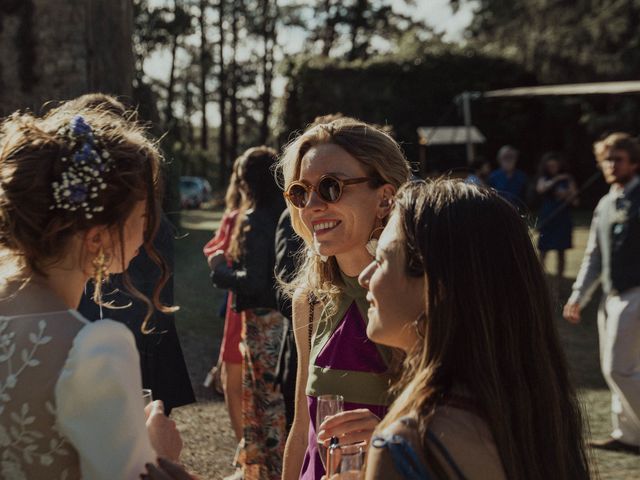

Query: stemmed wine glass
left=142, top=388, right=153, bottom=407
left=316, top=394, right=344, bottom=469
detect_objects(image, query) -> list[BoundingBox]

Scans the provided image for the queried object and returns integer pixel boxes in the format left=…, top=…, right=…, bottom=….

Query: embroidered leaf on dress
left=0, top=425, right=10, bottom=447
left=1, top=318, right=74, bottom=477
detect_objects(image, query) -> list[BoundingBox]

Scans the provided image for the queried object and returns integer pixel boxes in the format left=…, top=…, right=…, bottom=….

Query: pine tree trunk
left=166, top=26, right=179, bottom=132
left=217, top=0, right=228, bottom=186
left=199, top=0, right=209, bottom=151
left=229, top=0, right=239, bottom=161
left=259, top=0, right=275, bottom=144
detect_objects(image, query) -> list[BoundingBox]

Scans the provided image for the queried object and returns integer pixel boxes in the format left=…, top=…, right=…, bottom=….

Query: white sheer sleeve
left=54, top=319, right=156, bottom=480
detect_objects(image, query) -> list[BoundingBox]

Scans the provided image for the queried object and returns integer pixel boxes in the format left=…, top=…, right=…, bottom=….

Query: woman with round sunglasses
left=277, top=117, right=411, bottom=480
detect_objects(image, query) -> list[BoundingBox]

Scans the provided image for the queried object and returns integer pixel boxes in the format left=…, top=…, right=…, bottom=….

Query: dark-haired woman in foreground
left=358, top=179, right=592, bottom=479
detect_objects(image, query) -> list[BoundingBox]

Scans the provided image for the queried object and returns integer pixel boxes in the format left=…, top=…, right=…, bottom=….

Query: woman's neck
left=36, top=263, right=89, bottom=310
left=0, top=273, right=83, bottom=317
left=335, top=246, right=372, bottom=277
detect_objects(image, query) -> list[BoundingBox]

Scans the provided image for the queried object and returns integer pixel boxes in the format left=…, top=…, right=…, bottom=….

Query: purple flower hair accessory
left=51, top=115, right=113, bottom=219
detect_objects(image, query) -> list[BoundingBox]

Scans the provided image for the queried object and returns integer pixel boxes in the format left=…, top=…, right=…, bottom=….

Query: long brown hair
left=0, top=106, right=169, bottom=329
left=378, top=179, right=592, bottom=479
left=227, top=146, right=282, bottom=262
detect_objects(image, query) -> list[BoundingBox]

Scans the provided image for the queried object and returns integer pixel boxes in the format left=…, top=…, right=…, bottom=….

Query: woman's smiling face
left=359, top=211, right=426, bottom=352
left=297, top=143, right=381, bottom=259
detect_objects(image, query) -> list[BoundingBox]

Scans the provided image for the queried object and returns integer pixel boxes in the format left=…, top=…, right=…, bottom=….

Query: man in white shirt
left=564, top=133, right=640, bottom=454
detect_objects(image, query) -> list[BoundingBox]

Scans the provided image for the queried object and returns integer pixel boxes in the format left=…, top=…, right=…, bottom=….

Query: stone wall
left=0, top=0, right=133, bottom=117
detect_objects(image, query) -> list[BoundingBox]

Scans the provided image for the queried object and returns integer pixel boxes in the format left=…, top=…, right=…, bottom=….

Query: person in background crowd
left=79, top=215, right=194, bottom=415
left=465, top=156, right=491, bottom=187
left=208, top=147, right=286, bottom=480
left=594, top=133, right=630, bottom=175
left=278, top=117, right=411, bottom=480
left=68, top=94, right=194, bottom=415
left=488, top=145, right=528, bottom=207
left=202, top=156, right=247, bottom=447
left=564, top=133, right=640, bottom=455
left=274, top=209, right=304, bottom=432
left=535, top=152, right=578, bottom=286
left=360, top=179, right=591, bottom=479
left=0, top=102, right=182, bottom=479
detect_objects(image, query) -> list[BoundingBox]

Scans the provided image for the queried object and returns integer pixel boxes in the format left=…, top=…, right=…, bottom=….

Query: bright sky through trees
left=143, top=0, right=475, bottom=125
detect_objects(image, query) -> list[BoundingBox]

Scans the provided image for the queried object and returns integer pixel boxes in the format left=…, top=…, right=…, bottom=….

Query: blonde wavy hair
left=276, top=117, right=411, bottom=306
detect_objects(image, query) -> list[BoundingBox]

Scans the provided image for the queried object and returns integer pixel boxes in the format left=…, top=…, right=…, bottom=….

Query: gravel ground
left=171, top=331, right=238, bottom=480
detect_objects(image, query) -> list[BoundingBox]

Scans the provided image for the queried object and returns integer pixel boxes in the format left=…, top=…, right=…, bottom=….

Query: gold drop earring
left=91, top=247, right=110, bottom=319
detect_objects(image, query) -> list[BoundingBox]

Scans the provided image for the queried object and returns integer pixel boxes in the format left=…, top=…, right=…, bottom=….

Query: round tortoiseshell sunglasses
left=284, top=174, right=375, bottom=209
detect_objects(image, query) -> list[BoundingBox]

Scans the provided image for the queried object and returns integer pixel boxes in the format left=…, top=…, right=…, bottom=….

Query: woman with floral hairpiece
left=277, top=117, right=411, bottom=480
left=0, top=104, right=181, bottom=479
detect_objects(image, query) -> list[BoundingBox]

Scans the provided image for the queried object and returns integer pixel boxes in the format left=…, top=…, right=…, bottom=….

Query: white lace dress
left=0, top=310, right=156, bottom=479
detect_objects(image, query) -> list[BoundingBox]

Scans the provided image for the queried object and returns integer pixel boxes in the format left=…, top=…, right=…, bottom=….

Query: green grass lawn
left=174, top=209, right=226, bottom=339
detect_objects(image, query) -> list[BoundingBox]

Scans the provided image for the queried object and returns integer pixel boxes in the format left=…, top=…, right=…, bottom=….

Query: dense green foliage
left=453, top=0, right=640, bottom=83
left=279, top=49, right=540, bottom=170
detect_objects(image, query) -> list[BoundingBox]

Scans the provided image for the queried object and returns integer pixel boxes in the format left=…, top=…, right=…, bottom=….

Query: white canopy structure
left=447, top=81, right=640, bottom=164
left=484, top=80, right=640, bottom=98
left=417, top=126, right=486, bottom=145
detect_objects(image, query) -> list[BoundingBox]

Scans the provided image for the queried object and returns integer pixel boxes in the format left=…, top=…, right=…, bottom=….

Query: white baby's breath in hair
left=50, top=115, right=113, bottom=220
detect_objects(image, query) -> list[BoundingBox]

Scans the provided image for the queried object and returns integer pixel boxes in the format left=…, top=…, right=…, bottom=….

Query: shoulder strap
left=426, top=430, right=468, bottom=480
left=371, top=433, right=432, bottom=480
left=307, top=293, right=318, bottom=351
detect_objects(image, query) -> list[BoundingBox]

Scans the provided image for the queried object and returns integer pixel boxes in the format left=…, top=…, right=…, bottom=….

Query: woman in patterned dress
left=208, top=147, right=287, bottom=480
left=0, top=103, right=181, bottom=479
left=277, top=117, right=412, bottom=480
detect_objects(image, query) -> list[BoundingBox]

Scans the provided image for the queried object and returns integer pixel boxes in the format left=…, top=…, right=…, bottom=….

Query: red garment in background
left=203, top=209, right=239, bottom=257
left=204, top=210, right=242, bottom=364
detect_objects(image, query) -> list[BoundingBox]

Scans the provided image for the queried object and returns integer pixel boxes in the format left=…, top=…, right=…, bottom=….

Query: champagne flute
left=142, top=388, right=153, bottom=407
left=327, top=441, right=366, bottom=479
left=316, top=394, right=344, bottom=469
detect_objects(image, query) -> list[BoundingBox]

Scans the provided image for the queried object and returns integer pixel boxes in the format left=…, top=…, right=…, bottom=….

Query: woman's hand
left=207, top=250, right=226, bottom=270
left=142, top=457, right=197, bottom=480
left=317, top=409, right=380, bottom=447
left=145, top=401, right=183, bottom=462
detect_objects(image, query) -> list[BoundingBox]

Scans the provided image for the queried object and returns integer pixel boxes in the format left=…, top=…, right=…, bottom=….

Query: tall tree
left=291, top=0, right=424, bottom=60
left=450, top=0, right=640, bottom=83
left=198, top=0, right=210, bottom=151
left=229, top=0, right=240, bottom=160
left=165, top=1, right=193, bottom=133
left=258, top=0, right=277, bottom=143
left=217, top=0, right=229, bottom=184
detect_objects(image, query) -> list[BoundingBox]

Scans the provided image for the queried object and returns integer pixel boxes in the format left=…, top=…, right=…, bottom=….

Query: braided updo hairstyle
left=0, top=105, right=170, bottom=327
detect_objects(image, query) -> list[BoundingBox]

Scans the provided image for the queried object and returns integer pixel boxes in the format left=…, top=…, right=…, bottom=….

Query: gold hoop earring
left=414, top=312, right=427, bottom=339
left=365, top=226, right=385, bottom=257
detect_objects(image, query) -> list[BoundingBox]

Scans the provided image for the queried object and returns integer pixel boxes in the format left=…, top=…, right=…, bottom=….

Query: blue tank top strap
left=371, top=434, right=432, bottom=480
left=426, top=430, right=468, bottom=480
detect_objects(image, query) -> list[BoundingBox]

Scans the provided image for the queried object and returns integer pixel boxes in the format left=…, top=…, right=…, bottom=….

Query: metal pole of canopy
left=462, top=91, right=473, bottom=164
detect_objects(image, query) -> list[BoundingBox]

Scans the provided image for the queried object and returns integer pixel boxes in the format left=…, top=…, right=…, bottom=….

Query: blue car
left=180, top=176, right=211, bottom=209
